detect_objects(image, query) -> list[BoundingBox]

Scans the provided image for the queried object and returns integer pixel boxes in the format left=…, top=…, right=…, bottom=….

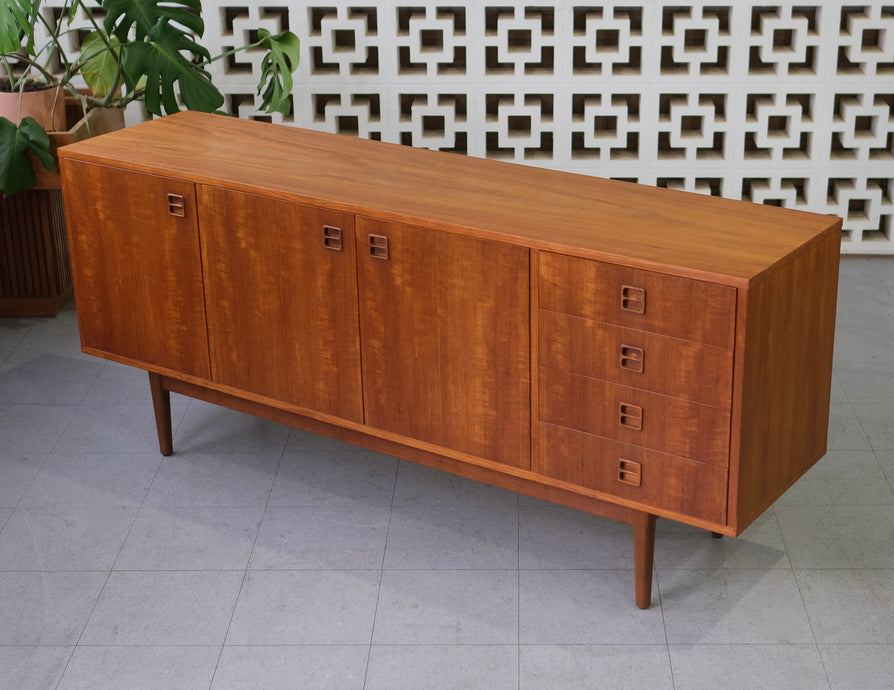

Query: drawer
left=539, top=252, right=736, bottom=349
left=540, top=310, right=733, bottom=408
left=539, top=367, right=730, bottom=467
left=537, top=422, right=727, bottom=524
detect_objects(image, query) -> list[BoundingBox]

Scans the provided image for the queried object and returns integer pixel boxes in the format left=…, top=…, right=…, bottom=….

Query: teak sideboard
left=58, top=111, right=841, bottom=608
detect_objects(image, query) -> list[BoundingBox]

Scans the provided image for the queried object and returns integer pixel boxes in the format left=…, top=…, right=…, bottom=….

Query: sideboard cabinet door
left=198, top=187, right=363, bottom=422
left=356, top=217, right=531, bottom=469
left=62, top=160, right=211, bottom=378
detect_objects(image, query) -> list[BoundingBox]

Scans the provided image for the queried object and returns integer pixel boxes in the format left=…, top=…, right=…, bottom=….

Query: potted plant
left=1, top=0, right=299, bottom=316
left=0, top=0, right=301, bottom=196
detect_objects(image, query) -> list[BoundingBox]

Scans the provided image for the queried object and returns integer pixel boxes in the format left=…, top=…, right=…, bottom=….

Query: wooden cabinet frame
left=60, top=112, right=841, bottom=608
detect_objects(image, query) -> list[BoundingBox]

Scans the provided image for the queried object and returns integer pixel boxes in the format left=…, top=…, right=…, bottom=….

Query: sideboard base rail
left=147, top=371, right=661, bottom=609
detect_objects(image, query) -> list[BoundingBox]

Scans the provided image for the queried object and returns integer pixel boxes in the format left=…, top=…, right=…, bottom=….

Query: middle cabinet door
left=357, top=217, right=531, bottom=469
left=199, top=186, right=363, bottom=422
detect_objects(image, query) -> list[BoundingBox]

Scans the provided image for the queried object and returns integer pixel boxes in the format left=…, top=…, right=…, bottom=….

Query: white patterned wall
left=49, top=1, right=894, bottom=253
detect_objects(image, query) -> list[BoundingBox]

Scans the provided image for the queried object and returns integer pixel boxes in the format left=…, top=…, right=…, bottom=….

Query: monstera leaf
left=0, top=116, right=53, bottom=196
left=0, top=0, right=34, bottom=54
left=102, top=0, right=203, bottom=42
left=79, top=31, right=122, bottom=99
left=256, top=29, right=301, bottom=115
left=121, top=21, right=222, bottom=115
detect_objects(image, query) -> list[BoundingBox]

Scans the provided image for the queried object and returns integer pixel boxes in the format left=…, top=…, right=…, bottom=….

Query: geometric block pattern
left=41, top=0, right=894, bottom=253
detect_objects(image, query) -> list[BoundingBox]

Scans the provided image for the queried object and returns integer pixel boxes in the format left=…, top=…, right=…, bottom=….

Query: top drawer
left=539, top=253, right=736, bottom=349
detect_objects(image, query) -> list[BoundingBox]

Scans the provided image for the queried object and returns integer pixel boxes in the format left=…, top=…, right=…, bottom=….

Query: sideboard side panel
left=732, top=226, right=842, bottom=531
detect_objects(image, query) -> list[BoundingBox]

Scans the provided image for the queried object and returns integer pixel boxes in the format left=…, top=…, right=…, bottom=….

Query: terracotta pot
left=0, top=84, right=67, bottom=131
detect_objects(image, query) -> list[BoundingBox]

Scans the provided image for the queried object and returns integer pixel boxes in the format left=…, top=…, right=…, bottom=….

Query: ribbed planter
left=1, top=97, right=125, bottom=316
left=0, top=83, right=67, bottom=132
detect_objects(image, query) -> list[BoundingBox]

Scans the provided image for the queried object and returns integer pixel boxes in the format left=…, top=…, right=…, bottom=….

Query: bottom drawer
left=536, top=422, right=727, bottom=524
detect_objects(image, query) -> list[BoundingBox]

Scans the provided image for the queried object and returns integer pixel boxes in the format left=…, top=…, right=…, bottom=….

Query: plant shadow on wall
left=0, top=0, right=300, bottom=196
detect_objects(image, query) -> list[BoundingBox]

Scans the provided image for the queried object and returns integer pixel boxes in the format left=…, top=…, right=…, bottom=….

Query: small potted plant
left=0, top=0, right=300, bottom=196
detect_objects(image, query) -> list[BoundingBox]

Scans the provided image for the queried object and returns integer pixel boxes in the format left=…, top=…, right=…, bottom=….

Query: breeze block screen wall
left=45, top=1, right=894, bottom=253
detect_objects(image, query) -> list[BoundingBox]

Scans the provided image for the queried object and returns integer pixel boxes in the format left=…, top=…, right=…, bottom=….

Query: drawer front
left=540, top=310, right=733, bottom=408
left=540, top=367, right=730, bottom=467
left=537, top=423, right=727, bottom=524
left=539, top=252, right=736, bottom=349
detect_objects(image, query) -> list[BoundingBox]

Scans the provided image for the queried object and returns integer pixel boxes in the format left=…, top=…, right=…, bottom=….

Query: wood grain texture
left=357, top=217, right=531, bottom=469
left=198, top=186, right=363, bottom=421
left=539, top=310, right=734, bottom=408
left=57, top=111, right=841, bottom=285
left=61, top=160, right=211, bottom=378
left=148, top=372, right=172, bottom=456
left=537, top=422, right=727, bottom=525
left=539, top=367, right=731, bottom=467
left=633, top=513, right=657, bottom=609
left=539, top=252, right=737, bottom=348
left=729, top=227, right=841, bottom=531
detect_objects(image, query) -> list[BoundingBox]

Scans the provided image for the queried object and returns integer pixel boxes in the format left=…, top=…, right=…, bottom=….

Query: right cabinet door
left=357, top=217, right=531, bottom=469
left=198, top=187, right=363, bottom=422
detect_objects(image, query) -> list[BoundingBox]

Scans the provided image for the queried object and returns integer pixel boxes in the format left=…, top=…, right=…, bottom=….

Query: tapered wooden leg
left=633, top=512, right=657, bottom=609
left=148, top=372, right=173, bottom=456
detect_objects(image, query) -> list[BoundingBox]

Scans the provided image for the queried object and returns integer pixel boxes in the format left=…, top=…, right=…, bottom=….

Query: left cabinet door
left=198, top=186, right=363, bottom=422
left=62, top=160, right=211, bottom=378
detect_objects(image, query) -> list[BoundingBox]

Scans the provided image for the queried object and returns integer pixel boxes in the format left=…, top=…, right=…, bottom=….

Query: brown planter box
left=1, top=100, right=125, bottom=316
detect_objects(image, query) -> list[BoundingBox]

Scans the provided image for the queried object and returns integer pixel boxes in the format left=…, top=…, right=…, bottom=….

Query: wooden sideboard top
left=59, top=110, right=841, bottom=286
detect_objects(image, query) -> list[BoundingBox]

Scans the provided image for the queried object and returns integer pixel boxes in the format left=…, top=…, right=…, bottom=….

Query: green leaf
left=102, top=0, right=203, bottom=42
left=0, top=0, right=33, bottom=54
left=79, top=31, right=122, bottom=99
left=256, top=29, right=300, bottom=115
left=122, top=24, right=222, bottom=116
left=0, top=115, right=53, bottom=196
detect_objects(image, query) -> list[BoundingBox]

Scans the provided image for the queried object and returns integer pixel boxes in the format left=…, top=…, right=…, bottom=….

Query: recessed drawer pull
left=619, top=344, right=644, bottom=373
left=618, top=458, right=642, bottom=487
left=323, top=225, right=343, bottom=251
left=621, top=285, right=645, bottom=314
left=167, top=193, right=185, bottom=217
left=619, top=403, right=643, bottom=431
left=369, top=234, right=389, bottom=260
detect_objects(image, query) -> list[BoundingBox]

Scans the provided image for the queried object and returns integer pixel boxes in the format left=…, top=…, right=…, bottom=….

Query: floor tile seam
left=790, top=566, right=841, bottom=689
left=0, top=507, right=14, bottom=534
left=865, top=258, right=894, bottom=298
left=664, top=642, right=832, bottom=647
left=878, top=447, right=894, bottom=494
left=651, top=566, right=797, bottom=571
left=106, top=451, right=168, bottom=576
left=1, top=401, right=79, bottom=409
left=775, top=501, right=894, bottom=506
left=1, top=446, right=50, bottom=514
left=769, top=506, right=796, bottom=571
left=67, top=358, right=108, bottom=408
left=0, top=568, right=113, bottom=574
left=791, top=566, right=894, bottom=571
left=217, top=441, right=286, bottom=662
left=362, top=456, right=402, bottom=690
left=517, top=502, right=521, bottom=689
left=813, top=638, right=836, bottom=690
left=62, top=564, right=116, bottom=680
left=68, top=643, right=226, bottom=648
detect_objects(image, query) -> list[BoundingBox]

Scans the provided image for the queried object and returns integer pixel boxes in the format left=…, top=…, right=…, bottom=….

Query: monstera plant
left=0, top=0, right=300, bottom=195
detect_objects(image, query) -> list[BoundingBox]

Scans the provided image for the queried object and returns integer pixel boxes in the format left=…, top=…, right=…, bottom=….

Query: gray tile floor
left=0, top=256, right=892, bottom=689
